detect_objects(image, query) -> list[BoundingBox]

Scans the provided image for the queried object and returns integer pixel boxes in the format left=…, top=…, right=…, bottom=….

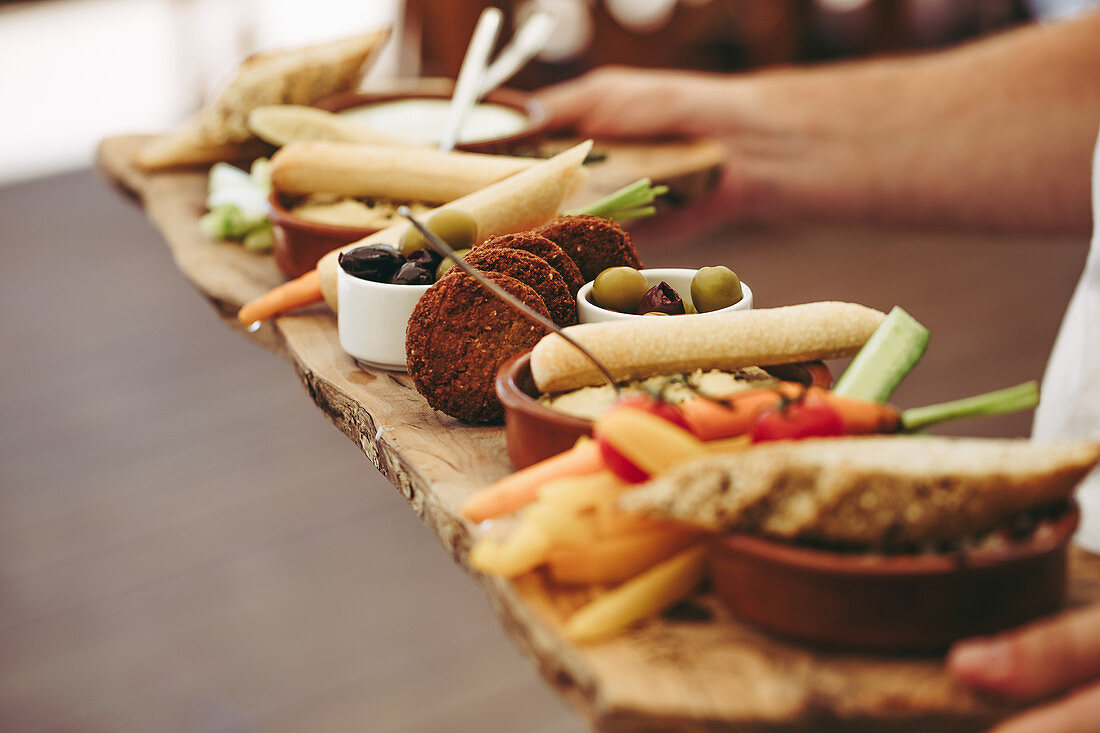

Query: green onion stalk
left=567, top=178, right=669, bottom=222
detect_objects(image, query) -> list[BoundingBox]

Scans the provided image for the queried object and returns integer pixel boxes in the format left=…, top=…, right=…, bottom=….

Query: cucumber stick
left=833, top=306, right=930, bottom=403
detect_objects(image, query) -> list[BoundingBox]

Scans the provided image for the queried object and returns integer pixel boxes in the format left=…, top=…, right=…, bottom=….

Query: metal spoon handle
left=397, top=208, right=621, bottom=395
left=480, top=12, right=556, bottom=95
left=439, top=7, right=502, bottom=154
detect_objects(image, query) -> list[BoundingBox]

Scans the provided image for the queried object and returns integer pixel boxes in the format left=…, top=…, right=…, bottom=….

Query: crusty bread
left=530, top=302, right=886, bottom=394
left=619, top=437, right=1100, bottom=547
left=138, top=29, right=389, bottom=170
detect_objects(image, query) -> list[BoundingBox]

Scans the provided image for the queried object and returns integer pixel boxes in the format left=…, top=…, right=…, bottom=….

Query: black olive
left=338, top=245, right=403, bottom=282
left=405, top=248, right=443, bottom=268
left=390, top=261, right=434, bottom=285
left=636, top=282, right=685, bottom=315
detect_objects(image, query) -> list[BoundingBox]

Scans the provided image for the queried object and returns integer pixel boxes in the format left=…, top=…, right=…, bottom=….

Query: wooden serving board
left=97, top=135, right=1100, bottom=732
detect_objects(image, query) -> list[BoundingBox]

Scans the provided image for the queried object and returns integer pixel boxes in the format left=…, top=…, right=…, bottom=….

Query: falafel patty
left=476, top=232, right=586, bottom=296
left=406, top=270, right=550, bottom=424
left=458, top=247, right=577, bottom=327
left=535, top=215, right=643, bottom=282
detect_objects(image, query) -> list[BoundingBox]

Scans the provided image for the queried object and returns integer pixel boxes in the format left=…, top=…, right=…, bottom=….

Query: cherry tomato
left=599, top=441, right=650, bottom=483
left=750, top=395, right=846, bottom=443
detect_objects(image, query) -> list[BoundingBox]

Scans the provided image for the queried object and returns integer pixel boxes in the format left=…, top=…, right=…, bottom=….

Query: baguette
left=530, top=302, right=886, bottom=394
left=269, top=141, right=536, bottom=201
left=619, top=436, right=1100, bottom=547
left=138, top=29, right=389, bottom=170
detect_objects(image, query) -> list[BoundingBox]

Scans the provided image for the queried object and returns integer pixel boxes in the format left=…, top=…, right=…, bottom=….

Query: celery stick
left=242, top=224, right=274, bottom=252
left=565, top=178, right=667, bottom=220
left=833, top=306, right=930, bottom=403
left=249, top=157, right=273, bottom=195
left=199, top=211, right=226, bottom=240
left=609, top=206, right=657, bottom=221
left=900, top=381, right=1039, bottom=432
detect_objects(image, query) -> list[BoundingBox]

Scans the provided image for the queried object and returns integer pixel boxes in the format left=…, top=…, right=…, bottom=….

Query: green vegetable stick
left=566, top=178, right=667, bottom=220
left=833, top=306, right=930, bottom=403
left=900, top=381, right=1039, bottom=432
left=243, top=225, right=274, bottom=252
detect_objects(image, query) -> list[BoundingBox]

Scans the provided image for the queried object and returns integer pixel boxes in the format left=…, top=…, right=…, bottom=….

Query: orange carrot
left=681, top=384, right=901, bottom=441
left=680, top=383, right=803, bottom=440
left=462, top=440, right=605, bottom=523
left=237, top=269, right=323, bottom=326
left=547, top=524, right=702, bottom=585
left=830, top=390, right=903, bottom=435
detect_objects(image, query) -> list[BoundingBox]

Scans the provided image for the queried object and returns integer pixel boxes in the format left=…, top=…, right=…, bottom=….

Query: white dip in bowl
left=338, top=99, right=530, bottom=147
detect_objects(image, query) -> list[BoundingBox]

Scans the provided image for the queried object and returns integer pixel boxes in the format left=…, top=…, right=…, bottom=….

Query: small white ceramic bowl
left=337, top=265, right=430, bottom=371
left=576, top=267, right=753, bottom=324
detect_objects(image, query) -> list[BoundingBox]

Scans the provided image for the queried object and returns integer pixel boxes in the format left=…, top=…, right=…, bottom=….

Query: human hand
left=535, top=66, right=740, bottom=139
left=948, top=603, right=1100, bottom=733
left=536, top=66, right=763, bottom=235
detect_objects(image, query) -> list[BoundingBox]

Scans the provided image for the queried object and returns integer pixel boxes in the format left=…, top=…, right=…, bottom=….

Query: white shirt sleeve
left=1033, top=126, right=1100, bottom=551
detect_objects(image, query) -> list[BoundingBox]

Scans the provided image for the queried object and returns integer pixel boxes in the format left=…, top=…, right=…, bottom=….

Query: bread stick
left=530, top=302, right=886, bottom=394
left=270, top=141, right=536, bottom=201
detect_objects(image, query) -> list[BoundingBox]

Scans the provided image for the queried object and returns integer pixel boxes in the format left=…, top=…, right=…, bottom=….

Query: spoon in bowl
left=438, top=7, right=503, bottom=154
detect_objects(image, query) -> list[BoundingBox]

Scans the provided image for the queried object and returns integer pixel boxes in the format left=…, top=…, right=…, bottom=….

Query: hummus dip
left=290, top=195, right=431, bottom=228
left=339, top=99, right=529, bottom=147
left=540, top=368, right=779, bottom=420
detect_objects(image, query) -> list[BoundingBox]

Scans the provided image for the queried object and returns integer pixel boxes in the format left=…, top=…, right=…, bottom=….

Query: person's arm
left=536, top=12, right=1100, bottom=233
left=948, top=603, right=1100, bottom=732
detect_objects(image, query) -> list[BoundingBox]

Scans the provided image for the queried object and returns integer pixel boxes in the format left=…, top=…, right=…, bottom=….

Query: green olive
left=435, top=248, right=470, bottom=279
left=690, top=266, right=743, bottom=313
left=427, top=209, right=477, bottom=249
left=398, top=222, right=427, bottom=255
left=591, top=266, right=649, bottom=313
left=398, top=208, right=478, bottom=255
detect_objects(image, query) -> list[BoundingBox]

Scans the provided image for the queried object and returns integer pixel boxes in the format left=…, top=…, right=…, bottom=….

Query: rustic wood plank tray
left=97, top=134, right=1100, bottom=732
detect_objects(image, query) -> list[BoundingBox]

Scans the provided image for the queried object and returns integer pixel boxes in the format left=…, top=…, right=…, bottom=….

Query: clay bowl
left=495, top=352, right=832, bottom=469
left=268, top=86, right=547, bottom=277
left=710, top=502, right=1079, bottom=652
left=268, top=199, right=380, bottom=278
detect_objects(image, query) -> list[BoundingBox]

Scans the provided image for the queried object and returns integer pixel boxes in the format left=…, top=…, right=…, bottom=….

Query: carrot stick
left=564, top=544, right=707, bottom=643
left=548, top=524, right=702, bottom=585
left=237, top=268, right=323, bottom=326
left=680, top=384, right=901, bottom=441
left=833, top=392, right=903, bottom=434
left=680, top=383, right=803, bottom=440
left=462, top=440, right=605, bottom=523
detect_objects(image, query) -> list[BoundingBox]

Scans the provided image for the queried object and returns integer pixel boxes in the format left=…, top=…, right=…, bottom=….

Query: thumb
left=948, top=603, right=1100, bottom=702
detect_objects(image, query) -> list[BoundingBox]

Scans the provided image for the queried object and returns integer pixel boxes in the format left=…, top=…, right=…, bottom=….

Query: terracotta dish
left=268, top=199, right=376, bottom=278
left=268, top=87, right=548, bottom=277
left=495, top=351, right=832, bottom=469
left=710, top=502, right=1078, bottom=652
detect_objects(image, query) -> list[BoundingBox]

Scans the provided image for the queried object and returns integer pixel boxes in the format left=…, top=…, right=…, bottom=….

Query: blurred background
left=0, top=0, right=1093, bottom=184
left=0, top=1, right=1093, bottom=731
